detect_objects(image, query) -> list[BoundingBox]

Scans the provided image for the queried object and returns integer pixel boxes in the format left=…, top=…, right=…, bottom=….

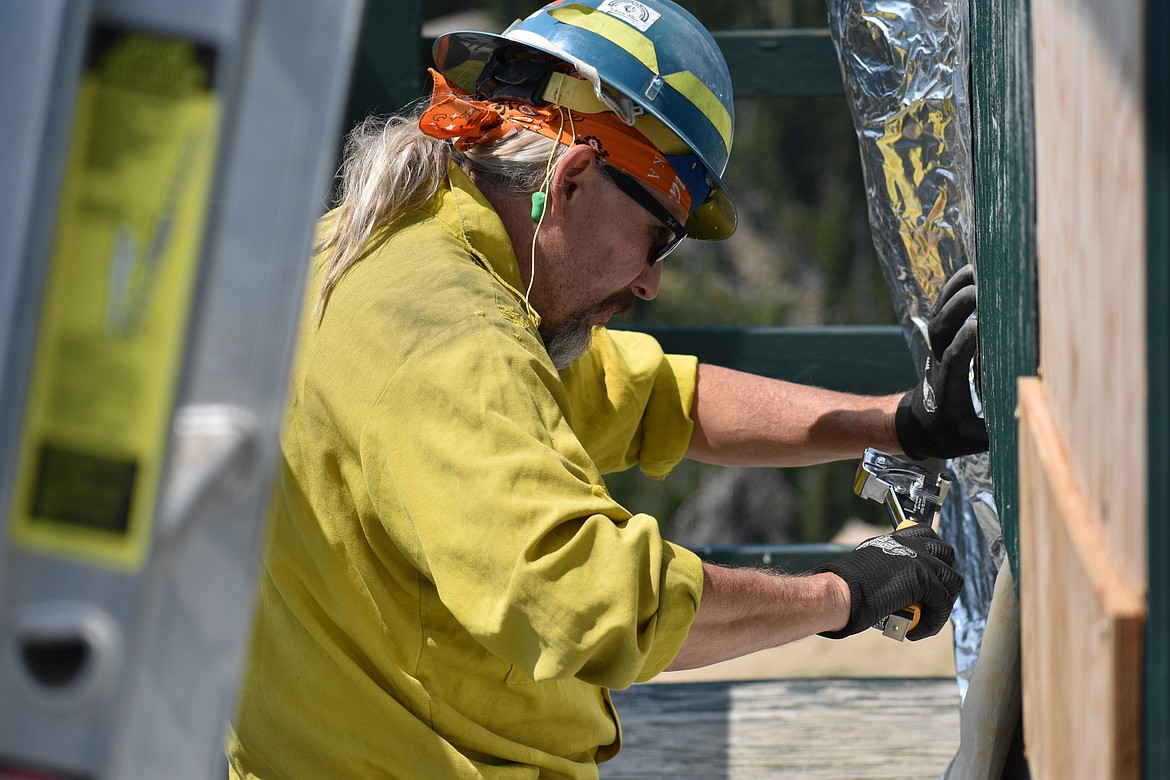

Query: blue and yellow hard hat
left=433, top=0, right=737, bottom=240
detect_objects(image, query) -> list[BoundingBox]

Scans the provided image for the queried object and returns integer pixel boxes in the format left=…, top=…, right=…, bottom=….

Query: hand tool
left=853, top=448, right=952, bottom=640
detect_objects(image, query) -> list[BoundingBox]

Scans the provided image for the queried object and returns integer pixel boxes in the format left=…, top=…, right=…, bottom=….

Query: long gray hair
left=314, top=105, right=564, bottom=314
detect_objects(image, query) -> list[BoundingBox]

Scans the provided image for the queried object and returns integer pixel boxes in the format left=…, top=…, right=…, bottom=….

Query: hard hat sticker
left=596, top=0, right=660, bottom=32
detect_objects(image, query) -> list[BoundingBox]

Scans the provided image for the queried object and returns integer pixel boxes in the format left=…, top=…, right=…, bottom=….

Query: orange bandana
left=418, top=68, right=693, bottom=215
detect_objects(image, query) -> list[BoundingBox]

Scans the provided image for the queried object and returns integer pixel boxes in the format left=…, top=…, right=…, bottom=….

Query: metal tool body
left=853, top=448, right=951, bottom=640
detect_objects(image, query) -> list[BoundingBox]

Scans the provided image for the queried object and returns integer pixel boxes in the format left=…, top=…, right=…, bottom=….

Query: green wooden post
left=342, top=0, right=423, bottom=136
left=1145, top=0, right=1169, bottom=771
left=693, top=543, right=852, bottom=573
left=969, top=0, right=1037, bottom=580
left=713, top=30, right=843, bottom=98
left=623, top=325, right=916, bottom=395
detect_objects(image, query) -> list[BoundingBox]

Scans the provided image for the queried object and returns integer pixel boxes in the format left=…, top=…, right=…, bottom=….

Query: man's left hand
left=895, top=265, right=989, bottom=460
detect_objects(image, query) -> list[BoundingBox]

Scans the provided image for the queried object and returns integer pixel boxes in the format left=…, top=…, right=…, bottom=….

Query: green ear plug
left=530, top=191, right=547, bottom=222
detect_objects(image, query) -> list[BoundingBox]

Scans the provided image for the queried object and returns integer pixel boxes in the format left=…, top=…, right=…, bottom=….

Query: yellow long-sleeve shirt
left=228, top=165, right=704, bottom=779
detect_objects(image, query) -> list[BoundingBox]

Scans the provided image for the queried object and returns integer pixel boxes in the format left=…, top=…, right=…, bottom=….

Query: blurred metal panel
left=0, top=1, right=364, bottom=777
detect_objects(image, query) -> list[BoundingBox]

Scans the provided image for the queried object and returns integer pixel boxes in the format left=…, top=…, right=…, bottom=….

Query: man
left=228, top=1, right=985, bottom=777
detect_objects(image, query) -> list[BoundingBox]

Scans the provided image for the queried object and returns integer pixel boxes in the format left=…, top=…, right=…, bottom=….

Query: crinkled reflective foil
left=827, top=0, right=1003, bottom=704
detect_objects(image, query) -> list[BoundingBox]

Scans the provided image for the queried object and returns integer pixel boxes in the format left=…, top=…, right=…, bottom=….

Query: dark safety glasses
left=600, top=164, right=688, bottom=266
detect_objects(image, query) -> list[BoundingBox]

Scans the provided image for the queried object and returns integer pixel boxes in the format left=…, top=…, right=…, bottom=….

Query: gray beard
left=543, top=312, right=595, bottom=370
left=541, top=290, right=637, bottom=371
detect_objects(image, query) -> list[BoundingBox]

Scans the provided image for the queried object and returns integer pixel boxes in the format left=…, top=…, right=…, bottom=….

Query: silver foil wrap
left=826, top=0, right=1004, bottom=702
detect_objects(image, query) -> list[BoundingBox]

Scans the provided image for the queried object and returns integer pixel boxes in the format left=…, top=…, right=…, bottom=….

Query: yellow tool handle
left=898, top=605, right=922, bottom=632
left=895, top=519, right=923, bottom=632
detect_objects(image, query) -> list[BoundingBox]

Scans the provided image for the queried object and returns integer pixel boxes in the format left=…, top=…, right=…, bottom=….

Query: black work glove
left=895, top=265, right=989, bottom=460
left=813, top=524, right=963, bottom=641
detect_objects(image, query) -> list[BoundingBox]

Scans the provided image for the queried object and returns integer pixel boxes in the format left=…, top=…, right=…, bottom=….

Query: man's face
left=531, top=153, right=686, bottom=369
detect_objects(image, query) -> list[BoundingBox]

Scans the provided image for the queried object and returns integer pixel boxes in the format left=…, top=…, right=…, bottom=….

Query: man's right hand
left=813, top=524, right=963, bottom=641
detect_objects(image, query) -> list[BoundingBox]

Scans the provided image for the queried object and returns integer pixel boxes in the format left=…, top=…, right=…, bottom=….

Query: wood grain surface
left=1017, top=379, right=1144, bottom=779
left=1032, top=0, right=1148, bottom=589
left=606, top=677, right=960, bottom=779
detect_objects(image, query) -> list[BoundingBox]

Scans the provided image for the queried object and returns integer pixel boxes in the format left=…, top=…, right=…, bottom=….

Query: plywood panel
left=1018, top=379, right=1143, bottom=779
left=1032, top=0, right=1148, bottom=588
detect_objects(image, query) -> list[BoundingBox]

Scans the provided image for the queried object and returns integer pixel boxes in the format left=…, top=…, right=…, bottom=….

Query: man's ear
left=546, top=144, right=597, bottom=219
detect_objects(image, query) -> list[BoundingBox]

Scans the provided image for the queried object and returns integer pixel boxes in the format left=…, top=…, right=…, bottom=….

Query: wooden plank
left=1141, top=0, right=1170, bottom=771
left=414, top=29, right=843, bottom=103
left=713, top=30, right=843, bottom=98
left=1145, top=0, right=1170, bottom=770
left=607, top=677, right=959, bottom=778
left=969, top=0, right=1038, bottom=579
left=693, top=543, right=852, bottom=573
left=1032, top=0, right=1147, bottom=587
left=620, top=325, right=916, bottom=396
left=417, top=29, right=843, bottom=100
left=1017, top=378, right=1144, bottom=780
left=656, top=623, right=956, bottom=684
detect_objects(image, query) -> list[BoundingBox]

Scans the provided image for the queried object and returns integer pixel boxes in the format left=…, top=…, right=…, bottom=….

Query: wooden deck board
left=606, top=677, right=960, bottom=779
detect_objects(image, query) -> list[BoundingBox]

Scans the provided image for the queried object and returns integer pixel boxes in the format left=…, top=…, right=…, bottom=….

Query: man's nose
left=629, top=261, right=662, bottom=301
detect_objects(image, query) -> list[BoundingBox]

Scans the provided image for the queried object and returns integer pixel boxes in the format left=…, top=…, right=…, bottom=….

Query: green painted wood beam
left=694, top=543, right=853, bottom=573
left=342, top=0, right=423, bottom=133
left=618, top=325, right=916, bottom=396
left=713, top=29, right=843, bottom=98
left=970, top=0, right=1037, bottom=580
left=1145, top=0, right=1169, bottom=771
left=404, top=29, right=843, bottom=106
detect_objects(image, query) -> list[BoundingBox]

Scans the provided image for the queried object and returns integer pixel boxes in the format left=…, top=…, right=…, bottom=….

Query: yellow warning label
left=10, top=25, right=220, bottom=570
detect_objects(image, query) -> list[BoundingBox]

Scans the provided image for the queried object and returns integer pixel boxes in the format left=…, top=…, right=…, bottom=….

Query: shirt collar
left=438, top=163, right=524, bottom=293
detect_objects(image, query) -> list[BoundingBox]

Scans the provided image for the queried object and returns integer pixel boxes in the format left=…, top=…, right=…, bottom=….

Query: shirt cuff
left=634, top=541, right=705, bottom=683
